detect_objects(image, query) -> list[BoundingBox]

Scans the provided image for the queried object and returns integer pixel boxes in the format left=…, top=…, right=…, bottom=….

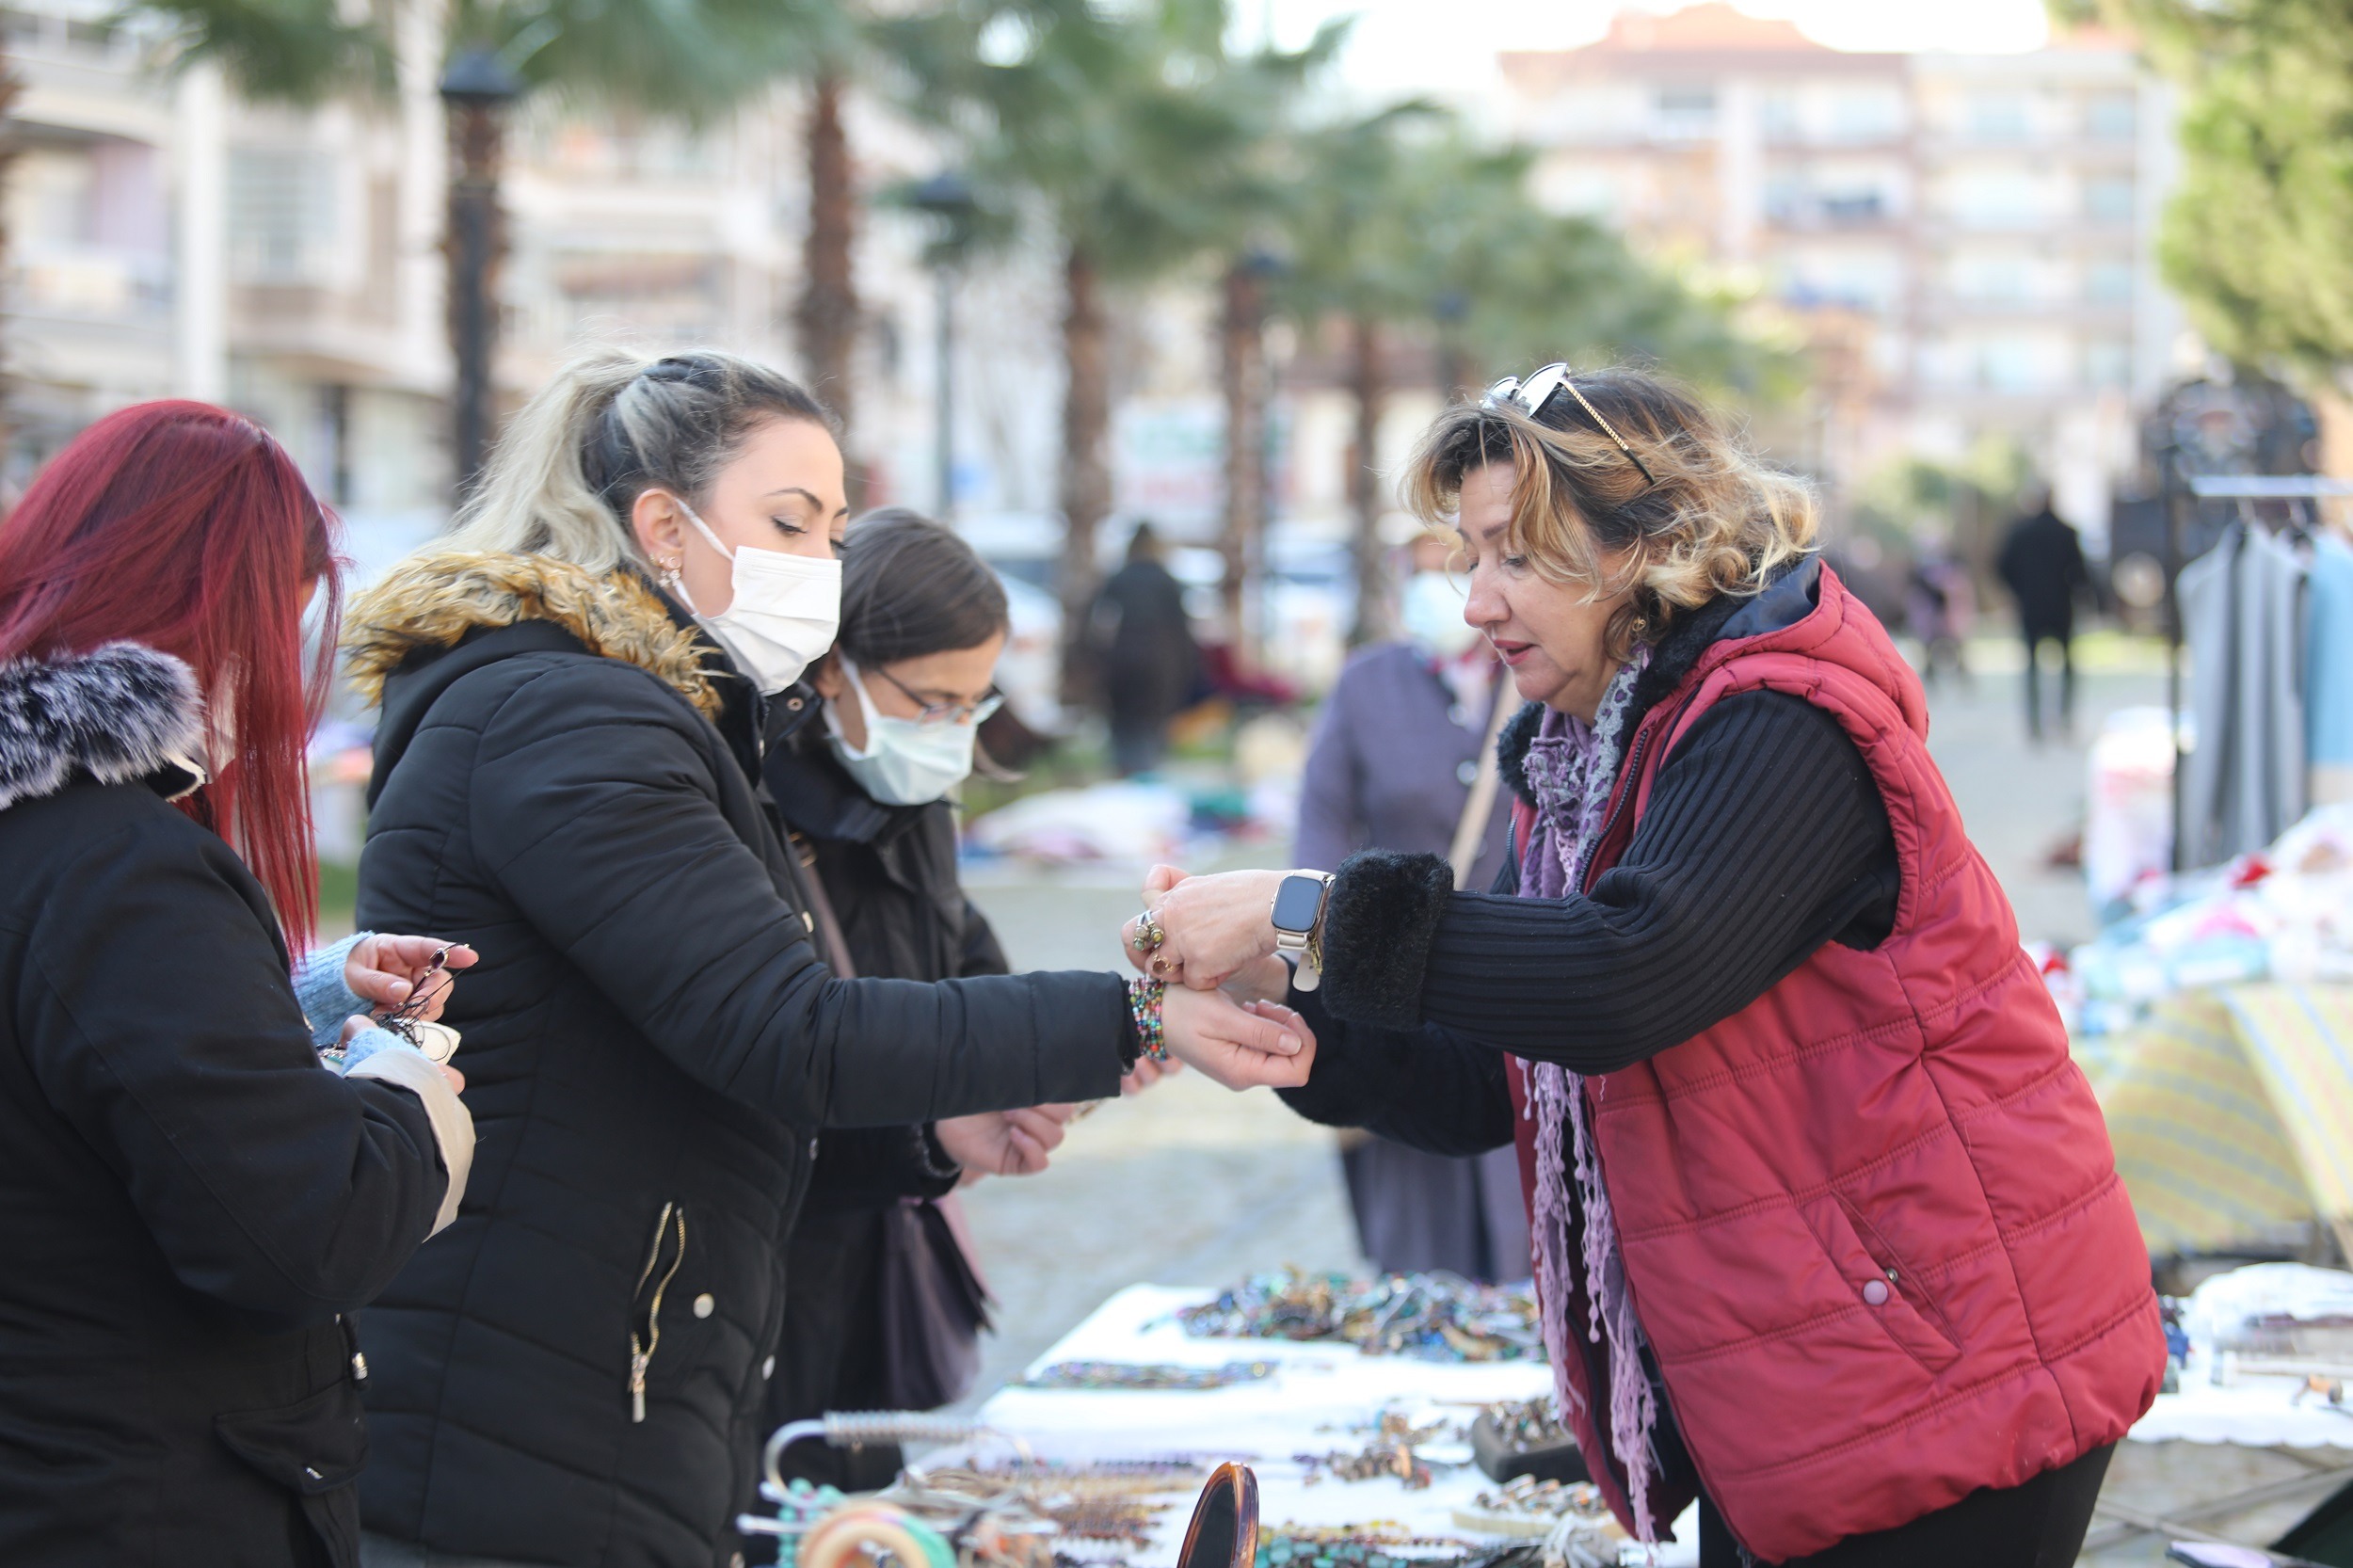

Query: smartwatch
left=1270, top=872, right=1334, bottom=992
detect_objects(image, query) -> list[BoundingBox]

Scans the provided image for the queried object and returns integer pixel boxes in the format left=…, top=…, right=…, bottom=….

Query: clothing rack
left=2161, top=472, right=2353, bottom=870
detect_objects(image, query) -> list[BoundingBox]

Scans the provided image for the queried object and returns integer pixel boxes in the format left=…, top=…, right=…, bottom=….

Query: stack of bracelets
left=1127, top=976, right=1167, bottom=1062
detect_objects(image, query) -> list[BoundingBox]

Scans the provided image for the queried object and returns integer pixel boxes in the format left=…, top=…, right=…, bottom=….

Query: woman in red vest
left=1136, top=366, right=2162, bottom=1568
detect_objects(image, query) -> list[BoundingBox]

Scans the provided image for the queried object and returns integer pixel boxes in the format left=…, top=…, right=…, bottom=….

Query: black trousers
left=1698, top=1443, right=2114, bottom=1568
left=2021, top=626, right=2076, bottom=740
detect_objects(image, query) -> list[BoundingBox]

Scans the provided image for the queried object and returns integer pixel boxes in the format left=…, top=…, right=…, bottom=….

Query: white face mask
left=1400, top=570, right=1480, bottom=659
left=662, top=494, right=842, bottom=695
left=823, top=655, right=980, bottom=806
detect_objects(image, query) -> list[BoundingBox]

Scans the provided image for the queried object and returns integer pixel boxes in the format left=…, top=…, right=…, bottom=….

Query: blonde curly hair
left=1401, top=366, right=1817, bottom=659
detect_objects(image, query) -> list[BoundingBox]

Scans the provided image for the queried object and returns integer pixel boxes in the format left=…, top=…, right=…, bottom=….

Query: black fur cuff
left=1319, top=851, right=1453, bottom=1030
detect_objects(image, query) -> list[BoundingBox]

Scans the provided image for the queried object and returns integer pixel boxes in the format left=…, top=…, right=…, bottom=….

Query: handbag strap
left=1448, top=664, right=1517, bottom=889
left=788, top=833, right=859, bottom=980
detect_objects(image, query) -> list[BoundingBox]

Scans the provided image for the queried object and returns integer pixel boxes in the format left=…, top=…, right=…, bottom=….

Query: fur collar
left=0, top=642, right=205, bottom=811
left=343, top=550, right=721, bottom=719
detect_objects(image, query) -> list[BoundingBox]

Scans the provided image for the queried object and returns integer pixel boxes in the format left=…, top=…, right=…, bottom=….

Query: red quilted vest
left=1505, top=567, right=2161, bottom=1561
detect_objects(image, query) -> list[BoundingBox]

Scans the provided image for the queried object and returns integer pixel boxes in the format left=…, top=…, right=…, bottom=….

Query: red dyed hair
left=0, top=402, right=343, bottom=947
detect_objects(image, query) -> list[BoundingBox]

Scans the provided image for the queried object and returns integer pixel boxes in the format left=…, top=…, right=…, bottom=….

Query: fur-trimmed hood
left=0, top=642, right=204, bottom=812
left=343, top=550, right=721, bottom=719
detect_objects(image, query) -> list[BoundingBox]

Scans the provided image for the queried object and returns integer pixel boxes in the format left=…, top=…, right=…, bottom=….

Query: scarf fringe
left=1518, top=649, right=1658, bottom=1542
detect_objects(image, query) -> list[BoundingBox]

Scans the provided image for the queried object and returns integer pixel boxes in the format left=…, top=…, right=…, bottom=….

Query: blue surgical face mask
left=823, top=655, right=980, bottom=806
left=1400, top=570, right=1480, bottom=658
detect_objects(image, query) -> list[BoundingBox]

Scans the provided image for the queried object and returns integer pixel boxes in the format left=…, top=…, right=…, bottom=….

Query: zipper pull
left=629, top=1344, right=649, bottom=1423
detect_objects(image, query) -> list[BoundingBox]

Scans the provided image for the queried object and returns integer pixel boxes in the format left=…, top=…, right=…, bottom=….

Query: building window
left=2085, top=177, right=2136, bottom=224
left=2086, top=93, right=2137, bottom=141
left=1830, top=89, right=1902, bottom=141
left=2085, top=340, right=2133, bottom=388
left=1967, top=94, right=2032, bottom=142
left=1947, top=170, right=2042, bottom=228
left=2086, top=260, right=2135, bottom=303
left=1656, top=85, right=1717, bottom=137
left=229, top=148, right=338, bottom=285
left=1760, top=91, right=1801, bottom=140
left=1977, top=338, right=2042, bottom=392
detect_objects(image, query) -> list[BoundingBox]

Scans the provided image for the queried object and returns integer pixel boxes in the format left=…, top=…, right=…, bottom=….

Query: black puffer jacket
left=759, top=723, right=1010, bottom=1492
left=344, top=553, right=1133, bottom=1568
left=0, top=644, right=458, bottom=1568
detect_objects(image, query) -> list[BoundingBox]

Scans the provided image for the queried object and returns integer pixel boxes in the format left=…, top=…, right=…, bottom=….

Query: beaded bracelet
left=1127, top=975, right=1168, bottom=1062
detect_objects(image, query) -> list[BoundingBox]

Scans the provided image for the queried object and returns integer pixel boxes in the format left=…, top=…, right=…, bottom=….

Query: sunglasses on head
left=1482, top=363, right=1657, bottom=489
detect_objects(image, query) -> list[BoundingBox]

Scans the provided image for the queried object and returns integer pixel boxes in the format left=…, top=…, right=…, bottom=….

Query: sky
left=1261, top=0, right=2057, bottom=102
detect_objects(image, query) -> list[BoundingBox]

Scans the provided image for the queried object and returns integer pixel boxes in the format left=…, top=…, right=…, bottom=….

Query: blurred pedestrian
left=1996, top=486, right=2089, bottom=742
left=759, top=510, right=1100, bottom=1504
left=342, top=350, right=1311, bottom=1568
left=1296, top=532, right=1529, bottom=1281
left=1904, top=528, right=1975, bottom=693
left=0, top=403, right=474, bottom=1568
left=1090, top=521, right=1200, bottom=775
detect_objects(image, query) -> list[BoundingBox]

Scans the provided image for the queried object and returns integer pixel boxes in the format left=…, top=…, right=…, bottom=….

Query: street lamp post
left=440, top=48, right=522, bottom=499
left=906, top=171, right=979, bottom=521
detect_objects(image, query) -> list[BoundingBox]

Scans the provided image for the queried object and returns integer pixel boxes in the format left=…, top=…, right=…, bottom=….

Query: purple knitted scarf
left=1516, top=647, right=1657, bottom=1541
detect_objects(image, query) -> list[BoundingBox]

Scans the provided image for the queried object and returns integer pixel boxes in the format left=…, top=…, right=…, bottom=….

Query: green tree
left=884, top=0, right=1323, bottom=693
left=2057, top=0, right=2353, bottom=448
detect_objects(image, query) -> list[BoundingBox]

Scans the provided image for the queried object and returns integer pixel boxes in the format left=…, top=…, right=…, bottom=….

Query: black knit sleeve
left=1274, top=986, right=1515, bottom=1158
left=1320, top=691, right=1897, bottom=1071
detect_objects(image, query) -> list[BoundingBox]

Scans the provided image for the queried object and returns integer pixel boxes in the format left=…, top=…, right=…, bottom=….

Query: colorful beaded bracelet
left=1128, top=975, right=1167, bottom=1062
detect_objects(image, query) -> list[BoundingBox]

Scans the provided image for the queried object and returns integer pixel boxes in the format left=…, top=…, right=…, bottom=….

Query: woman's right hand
left=346, top=935, right=477, bottom=1020
left=1159, top=986, right=1316, bottom=1091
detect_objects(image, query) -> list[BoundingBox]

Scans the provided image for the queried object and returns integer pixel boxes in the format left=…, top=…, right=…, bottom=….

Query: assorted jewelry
left=1178, top=1270, right=1545, bottom=1363
left=1295, top=1412, right=1451, bottom=1490
left=1129, top=910, right=1173, bottom=978
left=1480, top=1400, right=1568, bottom=1452
left=893, top=1459, right=1210, bottom=1561
left=1126, top=977, right=1168, bottom=1063
left=1450, top=1478, right=1613, bottom=1539
left=378, top=946, right=461, bottom=1064
left=1254, top=1524, right=1475, bottom=1568
left=1015, top=1360, right=1276, bottom=1392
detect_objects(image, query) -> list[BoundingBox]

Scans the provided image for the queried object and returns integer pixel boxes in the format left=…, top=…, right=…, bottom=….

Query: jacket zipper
left=627, top=1203, right=687, bottom=1423
left=1581, top=726, right=1655, bottom=895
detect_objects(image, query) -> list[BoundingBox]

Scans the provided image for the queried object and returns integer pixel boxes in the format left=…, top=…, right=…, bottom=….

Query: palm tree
left=1269, top=116, right=1791, bottom=645
left=1265, top=107, right=1448, bottom=647
left=883, top=0, right=1323, bottom=696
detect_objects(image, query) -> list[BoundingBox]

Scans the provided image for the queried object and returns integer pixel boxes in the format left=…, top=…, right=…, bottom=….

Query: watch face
left=1271, top=874, right=1326, bottom=933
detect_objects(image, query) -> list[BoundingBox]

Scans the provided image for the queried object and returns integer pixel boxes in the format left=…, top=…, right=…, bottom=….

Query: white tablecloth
left=969, top=1286, right=1700, bottom=1566
left=2130, top=1352, right=2353, bottom=1448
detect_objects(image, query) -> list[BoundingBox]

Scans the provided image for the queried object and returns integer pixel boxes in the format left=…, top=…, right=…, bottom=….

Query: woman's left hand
left=936, top=1107, right=1076, bottom=1177
left=346, top=935, right=478, bottom=1022
left=1125, top=866, right=1287, bottom=990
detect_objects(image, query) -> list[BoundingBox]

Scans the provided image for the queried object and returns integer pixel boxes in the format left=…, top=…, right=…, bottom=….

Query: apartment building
left=1496, top=4, right=2185, bottom=548
left=0, top=0, right=1011, bottom=556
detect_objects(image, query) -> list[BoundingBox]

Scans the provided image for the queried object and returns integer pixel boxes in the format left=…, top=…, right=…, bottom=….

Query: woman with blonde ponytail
left=341, top=348, right=1318, bottom=1568
left=1130, top=365, right=2160, bottom=1568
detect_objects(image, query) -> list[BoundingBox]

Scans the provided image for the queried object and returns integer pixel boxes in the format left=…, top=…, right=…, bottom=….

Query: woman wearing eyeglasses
left=1132, top=365, right=2162, bottom=1568
left=757, top=509, right=1122, bottom=1504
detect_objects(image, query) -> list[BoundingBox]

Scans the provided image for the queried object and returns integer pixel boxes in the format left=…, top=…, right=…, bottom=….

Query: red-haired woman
left=0, top=402, right=477, bottom=1568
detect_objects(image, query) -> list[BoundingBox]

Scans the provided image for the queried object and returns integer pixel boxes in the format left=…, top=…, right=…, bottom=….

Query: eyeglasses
left=866, top=663, right=1004, bottom=728
left=1482, top=363, right=1657, bottom=489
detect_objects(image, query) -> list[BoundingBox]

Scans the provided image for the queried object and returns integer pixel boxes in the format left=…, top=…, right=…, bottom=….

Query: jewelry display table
left=968, top=1285, right=1703, bottom=1567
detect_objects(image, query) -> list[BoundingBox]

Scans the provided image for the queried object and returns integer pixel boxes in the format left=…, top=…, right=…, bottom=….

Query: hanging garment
left=2179, top=523, right=2310, bottom=866
left=2307, top=533, right=2353, bottom=805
